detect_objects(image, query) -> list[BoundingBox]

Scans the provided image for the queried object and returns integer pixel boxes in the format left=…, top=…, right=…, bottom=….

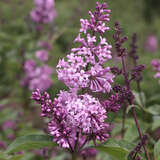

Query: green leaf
left=152, top=116, right=160, bottom=130
left=132, top=90, right=146, bottom=107
left=126, top=105, right=140, bottom=114
left=0, top=151, right=8, bottom=160
left=6, top=134, right=56, bottom=154
left=0, top=99, right=9, bottom=105
left=148, top=94, right=160, bottom=103
left=154, top=139, right=160, bottom=160
left=146, top=105, right=160, bottom=115
left=94, top=140, right=130, bottom=160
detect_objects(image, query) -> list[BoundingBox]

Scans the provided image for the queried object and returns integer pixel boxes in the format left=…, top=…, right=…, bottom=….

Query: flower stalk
left=113, top=22, right=150, bottom=160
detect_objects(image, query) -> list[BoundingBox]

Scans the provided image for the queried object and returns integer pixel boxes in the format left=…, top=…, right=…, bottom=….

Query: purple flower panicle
left=57, top=2, right=114, bottom=93
left=31, top=0, right=56, bottom=24
left=32, top=89, right=110, bottom=148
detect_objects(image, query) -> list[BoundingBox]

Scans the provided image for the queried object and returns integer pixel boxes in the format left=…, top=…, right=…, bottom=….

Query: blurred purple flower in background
left=21, top=62, right=53, bottom=91
left=39, top=41, right=52, bottom=50
left=30, top=0, right=56, bottom=24
left=2, top=120, right=17, bottom=130
left=151, top=59, right=160, bottom=84
left=0, top=141, right=7, bottom=150
left=145, top=34, right=158, bottom=53
left=36, top=49, right=48, bottom=62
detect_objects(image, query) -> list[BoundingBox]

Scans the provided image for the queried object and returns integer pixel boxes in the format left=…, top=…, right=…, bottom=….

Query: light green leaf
left=0, top=99, right=9, bottom=105
left=152, top=116, right=160, bottom=130
left=154, top=139, right=160, bottom=160
left=132, top=90, right=146, bottom=107
left=6, top=134, right=56, bottom=154
left=0, top=151, right=8, bottom=160
left=146, top=105, right=160, bottom=115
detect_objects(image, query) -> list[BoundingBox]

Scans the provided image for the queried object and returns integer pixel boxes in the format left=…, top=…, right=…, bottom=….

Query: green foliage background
left=0, top=0, right=160, bottom=159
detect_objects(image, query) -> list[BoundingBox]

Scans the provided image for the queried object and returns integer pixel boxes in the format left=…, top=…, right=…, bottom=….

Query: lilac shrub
left=32, top=2, right=121, bottom=158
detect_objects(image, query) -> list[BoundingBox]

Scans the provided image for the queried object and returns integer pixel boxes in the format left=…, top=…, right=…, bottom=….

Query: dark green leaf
left=94, top=140, right=130, bottom=160
left=6, top=134, right=56, bottom=154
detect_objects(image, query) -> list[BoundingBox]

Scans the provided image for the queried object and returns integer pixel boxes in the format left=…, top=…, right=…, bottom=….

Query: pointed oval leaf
left=132, top=90, right=146, bottom=106
left=94, top=143, right=129, bottom=160
left=6, top=135, right=56, bottom=154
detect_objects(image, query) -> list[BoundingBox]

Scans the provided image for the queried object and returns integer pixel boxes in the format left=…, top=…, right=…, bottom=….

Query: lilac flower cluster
left=21, top=42, right=53, bottom=91
left=32, top=2, right=120, bottom=153
left=57, top=2, right=114, bottom=93
left=151, top=59, right=160, bottom=83
left=32, top=89, right=110, bottom=148
left=31, top=0, right=56, bottom=24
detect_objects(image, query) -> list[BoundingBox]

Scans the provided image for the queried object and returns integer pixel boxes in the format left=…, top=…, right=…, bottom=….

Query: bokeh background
left=0, top=0, right=160, bottom=159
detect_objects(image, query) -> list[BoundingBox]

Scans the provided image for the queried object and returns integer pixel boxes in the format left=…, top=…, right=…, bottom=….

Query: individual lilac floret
left=57, top=2, right=114, bottom=93
left=32, top=89, right=110, bottom=149
left=145, top=34, right=158, bottom=53
left=36, top=49, right=49, bottom=62
left=31, top=0, right=56, bottom=24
